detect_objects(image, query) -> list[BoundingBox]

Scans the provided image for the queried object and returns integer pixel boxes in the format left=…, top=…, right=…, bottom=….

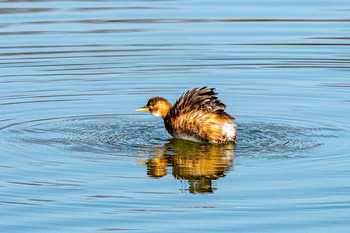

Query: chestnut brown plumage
left=136, top=87, right=236, bottom=144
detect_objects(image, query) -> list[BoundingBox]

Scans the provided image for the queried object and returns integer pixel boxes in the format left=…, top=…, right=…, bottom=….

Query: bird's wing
left=170, top=87, right=227, bottom=117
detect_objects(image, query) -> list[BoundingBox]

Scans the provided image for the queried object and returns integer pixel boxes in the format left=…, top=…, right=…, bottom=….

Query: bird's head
left=136, top=97, right=172, bottom=118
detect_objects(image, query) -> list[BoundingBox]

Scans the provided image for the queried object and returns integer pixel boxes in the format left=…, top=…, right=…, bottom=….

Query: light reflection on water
left=0, top=0, right=350, bottom=232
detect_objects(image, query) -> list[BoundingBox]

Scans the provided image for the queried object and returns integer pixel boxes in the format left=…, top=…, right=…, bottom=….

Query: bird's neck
left=159, top=102, right=172, bottom=119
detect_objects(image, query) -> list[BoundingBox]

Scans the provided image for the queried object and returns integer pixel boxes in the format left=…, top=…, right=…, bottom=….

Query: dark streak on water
left=1, top=1, right=350, bottom=233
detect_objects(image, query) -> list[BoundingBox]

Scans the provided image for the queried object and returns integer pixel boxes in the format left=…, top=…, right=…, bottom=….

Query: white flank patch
left=222, top=122, right=237, bottom=140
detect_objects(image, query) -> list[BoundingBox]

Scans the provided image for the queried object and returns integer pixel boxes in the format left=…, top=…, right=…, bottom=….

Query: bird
left=136, top=87, right=236, bottom=144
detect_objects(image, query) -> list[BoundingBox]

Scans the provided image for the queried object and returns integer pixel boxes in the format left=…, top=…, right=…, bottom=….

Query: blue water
left=1, top=1, right=350, bottom=232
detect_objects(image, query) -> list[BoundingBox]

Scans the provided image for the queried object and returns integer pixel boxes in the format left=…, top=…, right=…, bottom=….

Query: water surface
left=1, top=0, right=350, bottom=232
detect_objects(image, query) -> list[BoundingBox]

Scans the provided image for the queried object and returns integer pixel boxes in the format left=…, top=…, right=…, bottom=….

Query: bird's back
left=164, top=87, right=236, bottom=143
left=170, top=87, right=226, bottom=116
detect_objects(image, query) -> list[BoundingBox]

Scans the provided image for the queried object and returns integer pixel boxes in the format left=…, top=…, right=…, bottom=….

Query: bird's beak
left=136, top=106, right=150, bottom=112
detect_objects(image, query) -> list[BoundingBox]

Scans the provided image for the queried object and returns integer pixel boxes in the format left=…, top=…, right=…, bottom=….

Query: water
left=1, top=1, right=350, bottom=232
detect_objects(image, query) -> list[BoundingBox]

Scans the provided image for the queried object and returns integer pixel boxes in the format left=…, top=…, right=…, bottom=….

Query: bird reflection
left=144, top=139, right=235, bottom=194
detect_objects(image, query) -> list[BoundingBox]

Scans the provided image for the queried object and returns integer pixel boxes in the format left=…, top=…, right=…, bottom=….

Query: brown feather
left=139, top=87, right=236, bottom=144
left=170, top=87, right=227, bottom=117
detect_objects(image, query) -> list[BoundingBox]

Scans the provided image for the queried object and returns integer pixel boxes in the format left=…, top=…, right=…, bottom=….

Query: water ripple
left=0, top=115, right=332, bottom=159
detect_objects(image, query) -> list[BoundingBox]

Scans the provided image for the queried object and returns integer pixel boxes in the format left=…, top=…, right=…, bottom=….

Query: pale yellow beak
left=136, top=106, right=150, bottom=112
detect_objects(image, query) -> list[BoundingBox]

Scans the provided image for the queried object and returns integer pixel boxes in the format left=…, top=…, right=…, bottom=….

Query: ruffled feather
left=170, top=87, right=227, bottom=117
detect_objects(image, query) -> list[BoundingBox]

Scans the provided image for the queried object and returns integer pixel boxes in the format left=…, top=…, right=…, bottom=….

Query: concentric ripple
left=235, top=122, right=331, bottom=158
left=1, top=115, right=168, bottom=158
left=0, top=114, right=333, bottom=159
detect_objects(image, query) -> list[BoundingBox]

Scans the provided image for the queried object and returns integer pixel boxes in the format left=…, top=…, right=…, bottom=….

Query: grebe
left=136, top=87, right=236, bottom=144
